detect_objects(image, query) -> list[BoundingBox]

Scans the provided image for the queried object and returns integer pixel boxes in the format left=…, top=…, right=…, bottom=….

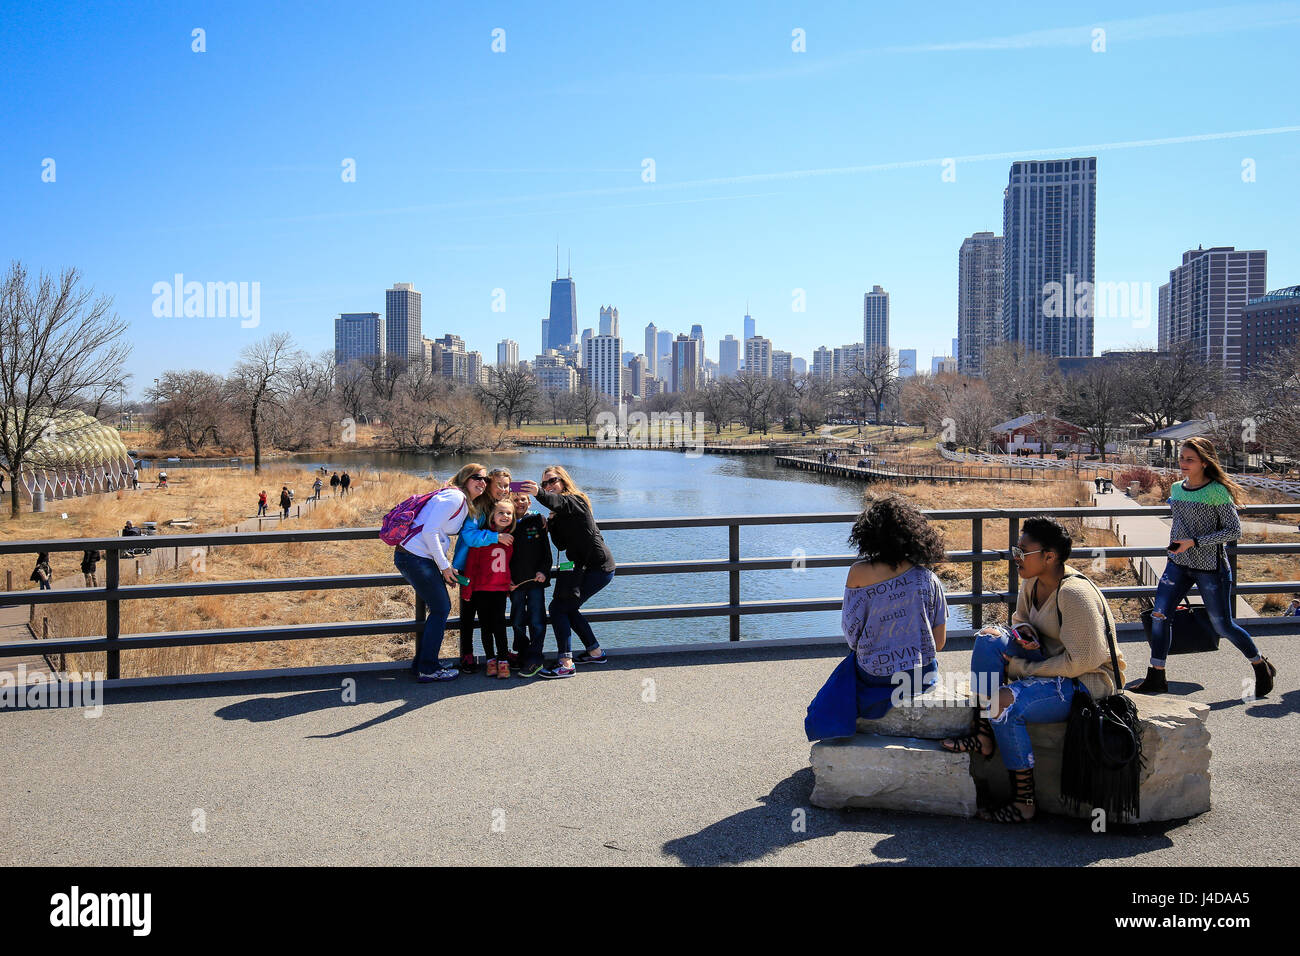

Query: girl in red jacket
left=463, top=499, right=516, bottom=678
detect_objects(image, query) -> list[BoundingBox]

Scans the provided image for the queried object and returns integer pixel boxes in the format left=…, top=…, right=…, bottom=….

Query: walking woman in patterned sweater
left=1131, top=437, right=1277, bottom=697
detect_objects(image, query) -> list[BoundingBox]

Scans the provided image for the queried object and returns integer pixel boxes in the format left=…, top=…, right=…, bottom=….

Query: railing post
left=105, top=547, right=120, bottom=679
left=1007, top=516, right=1020, bottom=621
left=729, top=523, right=740, bottom=641
left=971, top=517, right=983, bottom=630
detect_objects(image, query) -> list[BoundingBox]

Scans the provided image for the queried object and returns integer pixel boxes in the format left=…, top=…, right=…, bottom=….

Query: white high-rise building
left=812, top=346, right=833, bottom=381
left=385, top=283, right=422, bottom=365
left=958, top=231, right=1005, bottom=378
left=583, top=334, right=623, bottom=403
left=497, top=339, right=519, bottom=368
left=600, top=305, right=620, bottom=338
left=863, top=285, right=889, bottom=354
left=745, top=336, right=773, bottom=377
left=644, top=322, right=658, bottom=377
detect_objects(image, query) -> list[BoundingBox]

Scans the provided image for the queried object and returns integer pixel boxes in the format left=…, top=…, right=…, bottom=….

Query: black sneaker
left=459, top=654, right=479, bottom=674
left=573, top=649, right=608, bottom=664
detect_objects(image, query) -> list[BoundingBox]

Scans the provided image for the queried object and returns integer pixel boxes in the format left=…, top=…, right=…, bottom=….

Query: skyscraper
left=690, top=324, right=705, bottom=367
left=719, top=335, right=740, bottom=377
left=745, top=336, right=772, bottom=378
left=584, top=334, right=623, bottom=403
left=958, top=231, right=1005, bottom=377
left=599, top=305, right=620, bottom=338
left=771, top=350, right=792, bottom=379
left=898, top=349, right=917, bottom=378
left=334, top=312, right=384, bottom=367
left=1163, top=245, right=1267, bottom=380
left=671, top=334, right=699, bottom=392
left=812, top=346, right=833, bottom=380
left=1002, top=157, right=1097, bottom=358
left=497, top=339, right=519, bottom=368
left=656, top=329, right=673, bottom=377
left=385, top=283, right=422, bottom=366
left=644, top=322, right=658, bottom=377
left=547, top=255, right=577, bottom=352
left=742, top=312, right=755, bottom=368
left=863, top=285, right=889, bottom=354
left=541, top=318, right=550, bottom=354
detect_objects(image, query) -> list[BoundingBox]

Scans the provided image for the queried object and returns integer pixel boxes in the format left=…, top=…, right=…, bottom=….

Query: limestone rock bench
left=809, top=682, right=1212, bottom=823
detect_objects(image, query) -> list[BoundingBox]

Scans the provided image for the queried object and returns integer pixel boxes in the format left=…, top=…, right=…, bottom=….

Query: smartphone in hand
left=509, top=481, right=526, bottom=493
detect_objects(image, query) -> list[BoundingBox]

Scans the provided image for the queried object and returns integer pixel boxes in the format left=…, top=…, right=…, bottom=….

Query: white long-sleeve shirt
left=401, top=488, right=470, bottom=570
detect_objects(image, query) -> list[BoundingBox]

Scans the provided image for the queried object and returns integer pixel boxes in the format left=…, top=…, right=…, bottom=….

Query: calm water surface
left=286, top=447, right=973, bottom=647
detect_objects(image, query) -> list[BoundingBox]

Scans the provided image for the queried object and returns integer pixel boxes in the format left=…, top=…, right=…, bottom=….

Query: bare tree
left=479, top=366, right=541, bottom=429
left=570, top=380, right=607, bottom=437
left=1120, top=343, right=1222, bottom=460
left=724, top=372, right=772, bottom=434
left=1062, top=364, right=1131, bottom=462
left=0, top=263, right=132, bottom=517
left=694, top=380, right=736, bottom=435
left=150, top=370, right=232, bottom=452
left=230, top=333, right=302, bottom=473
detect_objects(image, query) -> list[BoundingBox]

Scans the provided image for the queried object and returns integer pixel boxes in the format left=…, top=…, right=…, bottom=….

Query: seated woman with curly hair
left=805, top=495, right=949, bottom=739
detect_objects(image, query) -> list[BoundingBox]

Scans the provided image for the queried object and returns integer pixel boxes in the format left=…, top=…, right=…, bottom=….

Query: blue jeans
left=970, top=626, right=1046, bottom=710
left=991, top=676, right=1077, bottom=770
left=511, top=583, right=548, bottom=667
left=393, top=549, right=452, bottom=675
left=1149, top=560, right=1260, bottom=667
left=856, top=658, right=938, bottom=719
left=549, top=569, right=613, bottom=657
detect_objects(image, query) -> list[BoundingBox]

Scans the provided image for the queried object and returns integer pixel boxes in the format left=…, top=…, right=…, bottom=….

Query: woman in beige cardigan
left=942, top=516, right=1125, bottom=823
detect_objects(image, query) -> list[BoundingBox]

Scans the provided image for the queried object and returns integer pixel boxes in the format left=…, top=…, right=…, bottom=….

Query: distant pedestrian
left=257, top=490, right=268, bottom=516
left=279, top=486, right=291, bottom=519
left=0, top=472, right=5, bottom=495
left=31, top=552, right=51, bottom=590
left=312, top=476, right=323, bottom=501
left=132, top=466, right=140, bottom=490
left=340, top=472, right=351, bottom=496
left=1094, top=476, right=1103, bottom=494
left=81, top=549, right=102, bottom=587
left=330, top=472, right=340, bottom=496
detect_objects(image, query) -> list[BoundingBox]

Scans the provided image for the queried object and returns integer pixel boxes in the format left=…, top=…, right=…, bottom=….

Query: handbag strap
left=1071, top=574, right=1123, bottom=695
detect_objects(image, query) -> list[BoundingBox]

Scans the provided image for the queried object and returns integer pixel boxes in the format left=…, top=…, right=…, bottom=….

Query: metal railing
left=1, top=505, right=1298, bottom=681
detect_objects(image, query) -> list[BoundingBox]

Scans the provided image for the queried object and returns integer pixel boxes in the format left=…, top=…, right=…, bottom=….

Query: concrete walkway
left=1084, top=486, right=1258, bottom=618
left=2, top=632, right=1297, bottom=866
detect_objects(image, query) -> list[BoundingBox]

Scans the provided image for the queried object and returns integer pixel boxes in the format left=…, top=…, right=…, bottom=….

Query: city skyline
left=6, top=2, right=1300, bottom=394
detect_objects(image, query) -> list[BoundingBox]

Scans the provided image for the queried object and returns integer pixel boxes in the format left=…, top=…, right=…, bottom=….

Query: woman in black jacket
left=521, top=466, right=615, bottom=678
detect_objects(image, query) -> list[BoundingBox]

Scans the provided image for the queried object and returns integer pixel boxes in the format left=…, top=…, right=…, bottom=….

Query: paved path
left=1084, top=486, right=1257, bottom=618
left=2, top=632, right=1297, bottom=866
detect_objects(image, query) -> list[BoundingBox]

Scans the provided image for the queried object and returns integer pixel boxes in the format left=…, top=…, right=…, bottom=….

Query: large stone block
left=810, top=736, right=978, bottom=817
left=971, top=694, right=1211, bottom=823
left=856, top=680, right=975, bottom=740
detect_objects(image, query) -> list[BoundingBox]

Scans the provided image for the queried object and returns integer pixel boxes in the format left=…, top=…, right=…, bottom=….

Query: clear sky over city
left=4, top=0, right=1299, bottom=395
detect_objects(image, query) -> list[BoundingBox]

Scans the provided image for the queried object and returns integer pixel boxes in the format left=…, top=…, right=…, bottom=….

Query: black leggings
left=470, top=591, right=509, bottom=660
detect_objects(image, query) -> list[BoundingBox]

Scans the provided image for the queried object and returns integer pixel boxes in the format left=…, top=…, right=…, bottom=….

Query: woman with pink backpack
left=387, top=463, right=513, bottom=683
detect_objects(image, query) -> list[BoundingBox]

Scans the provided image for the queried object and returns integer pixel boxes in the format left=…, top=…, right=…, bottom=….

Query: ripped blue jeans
left=1149, top=560, right=1259, bottom=668
left=990, top=676, right=1077, bottom=771
left=970, top=625, right=1045, bottom=710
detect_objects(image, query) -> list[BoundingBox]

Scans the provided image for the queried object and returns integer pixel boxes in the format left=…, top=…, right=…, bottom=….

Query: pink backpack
left=380, top=489, right=464, bottom=547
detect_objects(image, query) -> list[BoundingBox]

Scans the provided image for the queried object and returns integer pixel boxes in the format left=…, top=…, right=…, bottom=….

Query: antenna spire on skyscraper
left=567, top=249, right=571, bottom=278
left=555, top=243, right=560, bottom=281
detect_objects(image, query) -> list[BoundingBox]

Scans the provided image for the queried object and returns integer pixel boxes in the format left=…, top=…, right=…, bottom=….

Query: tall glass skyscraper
left=690, top=324, right=705, bottom=367
left=1002, top=157, right=1097, bottom=358
left=335, top=312, right=384, bottom=366
left=548, top=275, right=577, bottom=351
left=863, top=285, right=889, bottom=354
left=958, top=231, right=1004, bottom=378
left=385, top=283, right=422, bottom=365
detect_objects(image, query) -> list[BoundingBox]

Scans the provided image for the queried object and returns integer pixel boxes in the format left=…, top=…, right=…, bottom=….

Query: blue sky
left=4, top=0, right=1299, bottom=396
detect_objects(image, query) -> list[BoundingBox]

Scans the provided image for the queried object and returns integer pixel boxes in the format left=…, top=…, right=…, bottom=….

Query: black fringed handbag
left=1059, top=577, right=1144, bottom=823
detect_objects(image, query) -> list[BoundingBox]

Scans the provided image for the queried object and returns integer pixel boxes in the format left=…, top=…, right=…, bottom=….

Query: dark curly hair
left=847, top=494, right=946, bottom=568
left=1020, top=515, right=1073, bottom=562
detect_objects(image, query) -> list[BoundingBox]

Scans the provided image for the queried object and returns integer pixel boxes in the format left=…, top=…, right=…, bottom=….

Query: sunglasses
left=540, top=477, right=561, bottom=487
left=1009, top=547, right=1043, bottom=560
left=467, top=474, right=488, bottom=483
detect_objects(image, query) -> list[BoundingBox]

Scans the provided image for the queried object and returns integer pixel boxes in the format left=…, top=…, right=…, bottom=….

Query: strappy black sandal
left=980, top=768, right=1036, bottom=823
left=941, top=715, right=995, bottom=758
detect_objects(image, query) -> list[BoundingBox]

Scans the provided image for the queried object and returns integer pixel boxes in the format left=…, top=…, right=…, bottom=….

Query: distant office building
left=690, top=324, right=705, bottom=367
left=579, top=328, right=594, bottom=366
left=622, top=351, right=635, bottom=367
left=547, top=265, right=578, bottom=351
left=833, top=342, right=866, bottom=378
left=437, top=333, right=465, bottom=353
left=627, top=354, right=649, bottom=399
left=701, top=357, right=718, bottom=384
left=1239, top=285, right=1299, bottom=379
left=1162, top=245, right=1268, bottom=381
left=671, top=334, right=700, bottom=392
left=584, top=334, right=623, bottom=403
left=442, top=349, right=469, bottom=382
left=958, top=231, right=1005, bottom=377
left=932, top=355, right=958, bottom=375
left=385, top=283, right=422, bottom=366
left=863, top=285, right=889, bottom=353
left=656, top=329, right=673, bottom=375
left=772, top=350, right=793, bottom=380
left=742, top=313, right=755, bottom=368
left=792, top=357, right=807, bottom=376
left=898, top=349, right=917, bottom=378
left=1157, top=285, right=1170, bottom=352
left=812, top=346, right=833, bottom=381
left=497, top=339, right=519, bottom=368
left=745, top=336, right=773, bottom=378
left=467, top=351, right=485, bottom=386
left=334, top=312, right=384, bottom=366
left=718, top=335, right=740, bottom=378
left=535, top=360, right=577, bottom=393
left=599, top=305, right=620, bottom=338
left=644, top=322, right=658, bottom=377
left=422, top=336, right=441, bottom=374
left=1002, top=157, right=1097, bottom=358
left=541, top=317, right=550, bottom=353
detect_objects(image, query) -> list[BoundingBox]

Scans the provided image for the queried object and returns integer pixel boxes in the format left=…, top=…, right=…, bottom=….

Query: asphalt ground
left=2, top=628, right=1297, bottom=866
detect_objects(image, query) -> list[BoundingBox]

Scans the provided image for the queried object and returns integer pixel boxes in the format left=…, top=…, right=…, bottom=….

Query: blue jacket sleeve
left=451, top=512, right=498, bottom=571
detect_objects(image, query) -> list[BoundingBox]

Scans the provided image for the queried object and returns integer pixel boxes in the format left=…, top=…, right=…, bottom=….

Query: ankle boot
left=1252, top=657, right=1277, bottom=698
left=1131, top=666, right=1168, bottom=695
